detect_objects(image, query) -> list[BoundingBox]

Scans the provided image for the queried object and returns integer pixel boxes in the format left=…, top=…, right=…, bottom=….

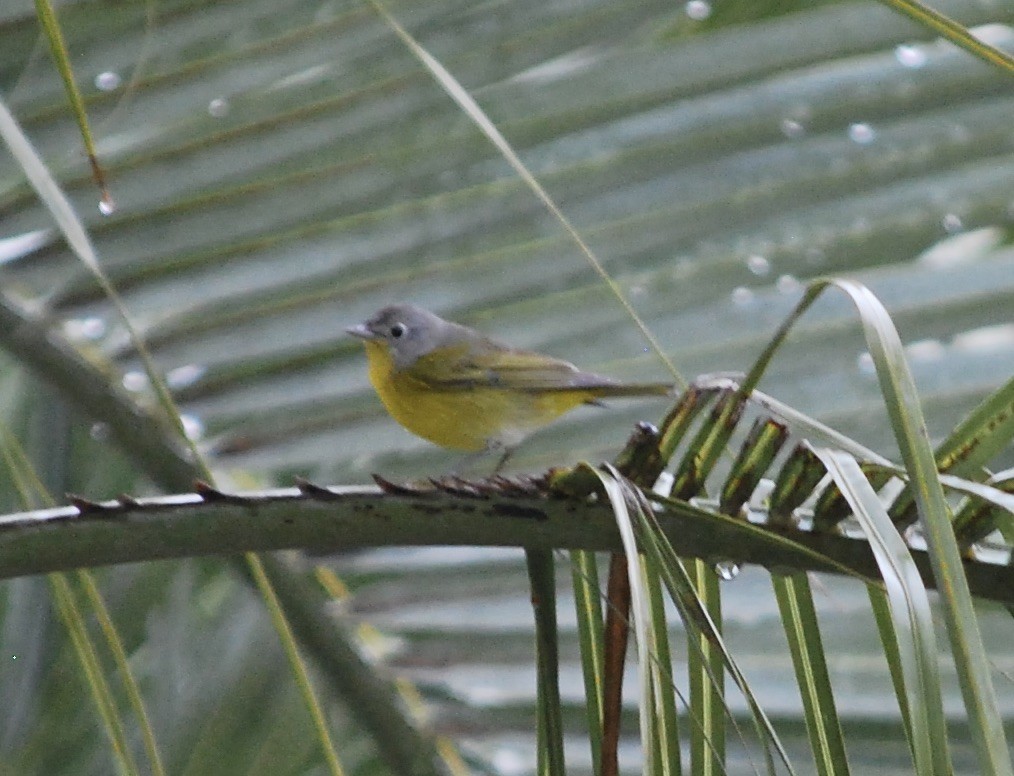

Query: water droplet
left=98, top=197, right=116, bottom=216
left=894, top=44, right=927, bottom=69
left=780, top=118, right=805, bottom=139
left=848, top=122, right=876, bottom=145
left=714, top=561, right=740, bottom=581
left=685, top=0, right=711, bottom=20
left=731, top=286, right=755, bottom=307
left=90, top=422, right=110, bottom=442
left=208, top=97, right=230, bottom=118
left=942, top=213, right=963, bottom=233
left=122, top=371, right=149, bottom=392
left=180, top=414, right=204, bottom=441
left=94, top=71, right=122, bottom=91
left=63, top=317, right=107, bottom=341
left=856, top=351, right=875, bottom=375
left=745, top=254, right=770, bottom=276
left=776, top=274, right=801, bottom=295
left=167, top=364, right=206, bottom=389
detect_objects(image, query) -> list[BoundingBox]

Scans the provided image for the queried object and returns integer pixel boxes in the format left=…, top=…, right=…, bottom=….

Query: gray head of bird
left=346, top=304, right=473, bottom=369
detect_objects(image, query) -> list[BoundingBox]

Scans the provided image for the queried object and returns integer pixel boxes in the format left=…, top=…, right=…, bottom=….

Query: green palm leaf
left=1, top=0, right=1012, bottom=773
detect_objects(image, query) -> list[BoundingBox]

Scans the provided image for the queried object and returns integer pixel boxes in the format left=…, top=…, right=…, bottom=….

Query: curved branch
left=1, top=482, right=1012, bottom=605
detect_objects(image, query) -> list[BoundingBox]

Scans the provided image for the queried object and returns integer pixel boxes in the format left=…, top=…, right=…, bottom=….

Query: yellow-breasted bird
left=347, top=304, right=672, bottom=465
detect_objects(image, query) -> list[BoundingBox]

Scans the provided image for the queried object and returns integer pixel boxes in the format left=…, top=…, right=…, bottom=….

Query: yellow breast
left=361, top=340, right=590, bottom=451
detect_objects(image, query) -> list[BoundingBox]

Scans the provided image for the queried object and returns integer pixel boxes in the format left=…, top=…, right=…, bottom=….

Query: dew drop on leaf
left=780, top=118, right=805, bottom=139
left=848, top=122, right=876, bottom=145
left=94, top=71, right=121, bottom=91
left=208, top=97, right=230, bottom=118
left=746, top=254, right=770, bottom=276
left=731, top=286, right=754, bottom=307
left=894, top=44, right=927, bottom=69
left=776, top=274, right=801, bottom=294
left=685, top=0, right=711, bottom=20
left=942, top=213, right=963, bottom=233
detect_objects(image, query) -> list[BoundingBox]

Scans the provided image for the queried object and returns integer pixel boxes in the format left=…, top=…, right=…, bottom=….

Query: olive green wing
left=411, top=341, right=671, bottom=395
left=408, top=341, right=583, bottom=389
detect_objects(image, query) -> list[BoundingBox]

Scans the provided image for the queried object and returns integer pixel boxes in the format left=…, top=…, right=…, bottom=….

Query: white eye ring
left=390, top=323, right=406, bottom=339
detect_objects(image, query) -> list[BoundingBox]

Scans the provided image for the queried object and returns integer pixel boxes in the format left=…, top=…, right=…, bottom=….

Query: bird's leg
left=492, top=445, right=514, bottom=475
left=450, top=442, right=514, bottom=476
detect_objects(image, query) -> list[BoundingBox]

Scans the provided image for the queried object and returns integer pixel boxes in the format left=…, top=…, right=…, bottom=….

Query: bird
left=347, top=304, right=672, bottom=468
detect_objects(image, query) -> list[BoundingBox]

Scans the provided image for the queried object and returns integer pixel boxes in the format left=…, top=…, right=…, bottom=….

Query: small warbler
left=348, top=304, right=672, bottom=464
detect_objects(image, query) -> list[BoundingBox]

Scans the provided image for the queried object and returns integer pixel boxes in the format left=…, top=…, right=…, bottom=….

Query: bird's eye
left=390, top=323, right=406, bottom=339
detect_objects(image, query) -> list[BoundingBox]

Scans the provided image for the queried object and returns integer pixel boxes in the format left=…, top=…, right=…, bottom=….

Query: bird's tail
left=587, top=381, right=675, bottom=398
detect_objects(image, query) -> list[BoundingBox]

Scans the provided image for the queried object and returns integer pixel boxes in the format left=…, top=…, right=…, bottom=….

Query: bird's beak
left=345, top=323, right=375, bottom=340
